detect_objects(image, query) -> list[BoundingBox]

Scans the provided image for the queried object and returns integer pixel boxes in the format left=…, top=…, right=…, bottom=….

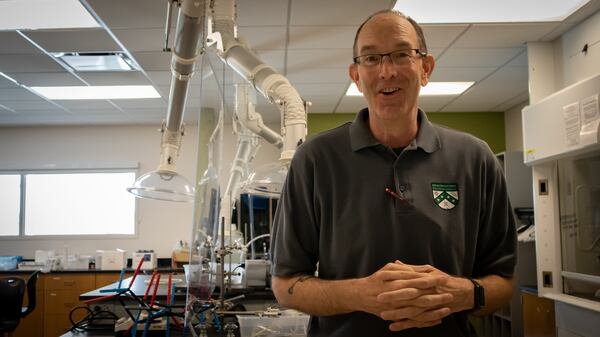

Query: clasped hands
left=358, top=260, right=473, bottom=331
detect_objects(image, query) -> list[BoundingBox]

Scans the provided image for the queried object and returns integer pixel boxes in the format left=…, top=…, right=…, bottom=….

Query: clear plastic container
left=236, top=314, right=310, bottom=337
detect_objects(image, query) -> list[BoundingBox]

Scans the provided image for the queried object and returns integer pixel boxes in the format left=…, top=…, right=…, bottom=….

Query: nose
left=378, top=55, right=397, bottom=79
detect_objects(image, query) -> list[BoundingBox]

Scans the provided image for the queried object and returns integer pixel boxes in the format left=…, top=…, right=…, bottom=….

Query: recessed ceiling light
left=0, top=0, right=99, bottom=30
left=30, top=86, right=161, bottom=100
left=52, top=53, right=138, bottom=72
left=346, top=82, right=474, bottom=96
left=393, top=0, right=590, bottom=23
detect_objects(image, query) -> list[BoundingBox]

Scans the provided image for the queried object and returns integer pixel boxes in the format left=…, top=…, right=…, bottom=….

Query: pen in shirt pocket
left=385, top=187, right=409, bottom=205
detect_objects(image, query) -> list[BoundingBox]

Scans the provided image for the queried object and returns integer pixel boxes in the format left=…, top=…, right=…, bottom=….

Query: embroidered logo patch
left=431, top=182, right=459, bottom=210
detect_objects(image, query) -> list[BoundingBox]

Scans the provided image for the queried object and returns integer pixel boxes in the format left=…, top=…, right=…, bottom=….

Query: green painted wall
left=307, top=111, right=505, bottom=154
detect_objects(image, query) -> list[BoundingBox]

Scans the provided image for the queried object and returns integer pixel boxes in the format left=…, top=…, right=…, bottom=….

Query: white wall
left=504, top=101, right=528, bottom=152
left=557, top=10, right=600, bottom=87
left=0, top=123, right=280, bottom=259
left=508, top=10, right=600, bottom=151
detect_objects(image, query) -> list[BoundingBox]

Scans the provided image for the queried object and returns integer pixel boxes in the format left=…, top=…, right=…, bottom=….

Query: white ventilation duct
left=212, top=0, right=307, bottom=162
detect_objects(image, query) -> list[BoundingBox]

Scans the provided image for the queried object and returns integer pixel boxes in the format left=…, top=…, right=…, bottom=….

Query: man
left=270, top=9, right=516, bottom=337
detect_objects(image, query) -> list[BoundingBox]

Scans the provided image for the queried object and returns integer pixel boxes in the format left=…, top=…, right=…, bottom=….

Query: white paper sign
left=563, top=102, right=581, bottom=146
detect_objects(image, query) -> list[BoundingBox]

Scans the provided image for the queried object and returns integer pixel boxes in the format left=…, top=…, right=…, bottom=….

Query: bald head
left=352, top=10, right=428, bottom=59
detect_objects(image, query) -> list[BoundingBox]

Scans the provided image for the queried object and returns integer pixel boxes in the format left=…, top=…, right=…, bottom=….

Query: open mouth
left=380, top=87, right=400, bottom=96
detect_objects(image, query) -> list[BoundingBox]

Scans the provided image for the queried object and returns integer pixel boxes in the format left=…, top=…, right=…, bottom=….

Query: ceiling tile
left=236, top=0, right=289, bottom=26
left=435, top=47, right=524, bottom=67
left=0, top=76, right=20, bottom=89
left=54, top=100, right=116, bottom=110
left=421, top=25, right=469, bottom=49
left=87, top=0, right=167, bottom=29
left=294, top=83, right=347, bottom=98
left=418, top=96, right=457, bottom=112
left=0, top=106, right=16, bottom=115
left=429, top=67, right=495, bottom=82
left=0, top=54, right=64, bottom=73
left=287, top=67, right=349, bottom=83
left=131, top=51, right=171, bottom=71
left=1, top=0, right=596, bottom=126
left=288, top=26, right=355, bottom=49
left=11, top=108, right=69, bottom=116
left=238, top=26, right=287, bottom=50
left=1, top=100, right=58, bottom=111
left=7, top=72, right=84, bottom=86
left=335, top=96, right=367, bottom=113
left=23, top=29, right=120, bottom=53
left=0, top=88, right=43, bottom=100
left=505, top=50, right=528, bottom=67
left=453, top=23, right=560, bottom=48
left=68, top=109, right=123, bottom=116
left=441, top=66, right=528, bottom=112
left=0, top=32, right=42, bottom=54
left=77, top=71, right=152, bottom=85
left=308, top=101, right=337, bottom=113
left=145, top=71, right=172, bottom=85
left=287, top=49, right=352, bottom=72
left=290, top=0, right=390, bottom=25
left=112, top=28, right=170, bottom=52
left=491, top=91, right=529, bottom=112
left=254, top=50, right=285, bottom=71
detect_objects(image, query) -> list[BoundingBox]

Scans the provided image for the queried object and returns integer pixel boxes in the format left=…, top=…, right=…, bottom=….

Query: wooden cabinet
left=4, top=272, right=45, bottom=337
left=95, top=272, right=132, bottom=288
left=43, top=274, right=95, bottom=337
left=522, top=292, right=556, bottom=337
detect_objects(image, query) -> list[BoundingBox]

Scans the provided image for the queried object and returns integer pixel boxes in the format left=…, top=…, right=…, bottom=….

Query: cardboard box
left=96, top=249, right=126, bottom=270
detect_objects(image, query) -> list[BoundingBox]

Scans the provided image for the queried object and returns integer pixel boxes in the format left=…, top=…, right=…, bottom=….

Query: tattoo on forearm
left=287, top=275, right=314, bottom=295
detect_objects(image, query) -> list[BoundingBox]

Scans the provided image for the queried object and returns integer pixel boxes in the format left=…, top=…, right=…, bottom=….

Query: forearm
left=271, top=275, right=364, bottom=316
left=473, top=275, right=514, bottom=316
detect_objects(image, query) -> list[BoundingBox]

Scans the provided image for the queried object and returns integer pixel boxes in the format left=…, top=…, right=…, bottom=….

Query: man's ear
left=349, top=63, right=362, bottom=92
left=421, top=54, right=435, bottom=86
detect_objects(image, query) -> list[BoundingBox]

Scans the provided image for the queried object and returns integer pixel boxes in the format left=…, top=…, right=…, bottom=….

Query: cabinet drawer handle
left=64, top=281, right=76, bottom=286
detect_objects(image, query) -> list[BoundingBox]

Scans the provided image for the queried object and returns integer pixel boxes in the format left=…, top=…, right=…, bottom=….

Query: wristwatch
left=469, top=278, right=485, bottom=311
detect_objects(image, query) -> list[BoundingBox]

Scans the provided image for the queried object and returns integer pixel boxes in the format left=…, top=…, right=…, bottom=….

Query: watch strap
left=469, top=278, right=485, bottom=312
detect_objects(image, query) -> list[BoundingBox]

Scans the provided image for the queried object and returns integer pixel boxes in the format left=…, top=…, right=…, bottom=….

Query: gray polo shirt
left=271, top=108, right=517, bottom=337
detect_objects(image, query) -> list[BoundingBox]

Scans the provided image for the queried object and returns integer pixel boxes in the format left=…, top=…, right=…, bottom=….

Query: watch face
left=470, top=278, right=485, bottom=310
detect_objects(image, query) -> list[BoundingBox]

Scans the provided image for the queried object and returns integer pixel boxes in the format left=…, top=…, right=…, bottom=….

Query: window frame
left=0, top=167, right=139, bottom=240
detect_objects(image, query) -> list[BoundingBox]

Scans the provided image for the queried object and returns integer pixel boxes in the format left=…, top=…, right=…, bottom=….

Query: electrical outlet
left=92, top=303, right=114, bottom=313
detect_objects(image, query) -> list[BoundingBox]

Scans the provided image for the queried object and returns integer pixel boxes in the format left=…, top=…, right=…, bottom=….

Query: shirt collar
left=349, top=108, right=440, bottom=153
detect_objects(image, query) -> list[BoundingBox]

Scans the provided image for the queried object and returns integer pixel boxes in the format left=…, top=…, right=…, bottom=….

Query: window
left=0, top=170, right=137, bottom=237
left=0, top=175, right=21, bottom=236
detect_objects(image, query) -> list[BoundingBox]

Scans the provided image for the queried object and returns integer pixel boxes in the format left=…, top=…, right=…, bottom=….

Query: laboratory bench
left=2, top=268, right=275, bottom=337
left=1, top=268, right=181, bottom=337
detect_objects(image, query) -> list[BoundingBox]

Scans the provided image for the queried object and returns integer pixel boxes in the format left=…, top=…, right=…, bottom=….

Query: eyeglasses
left=353, top=49, right=427, bottom=67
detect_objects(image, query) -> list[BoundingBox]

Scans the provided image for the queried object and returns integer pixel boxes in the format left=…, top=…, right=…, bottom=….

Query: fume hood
left=522, top=73, right=600, bottom=312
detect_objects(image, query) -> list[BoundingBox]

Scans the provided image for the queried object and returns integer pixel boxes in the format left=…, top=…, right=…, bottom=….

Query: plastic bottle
left=224, top=224, right=244, bottom=264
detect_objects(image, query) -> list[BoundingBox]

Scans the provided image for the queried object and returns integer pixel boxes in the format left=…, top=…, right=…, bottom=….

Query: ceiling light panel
left=393, top=0, right=590, bottom=23
left=30, top=86, right=161, bottom=100
left=0, top=0, right=99, bottom=30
